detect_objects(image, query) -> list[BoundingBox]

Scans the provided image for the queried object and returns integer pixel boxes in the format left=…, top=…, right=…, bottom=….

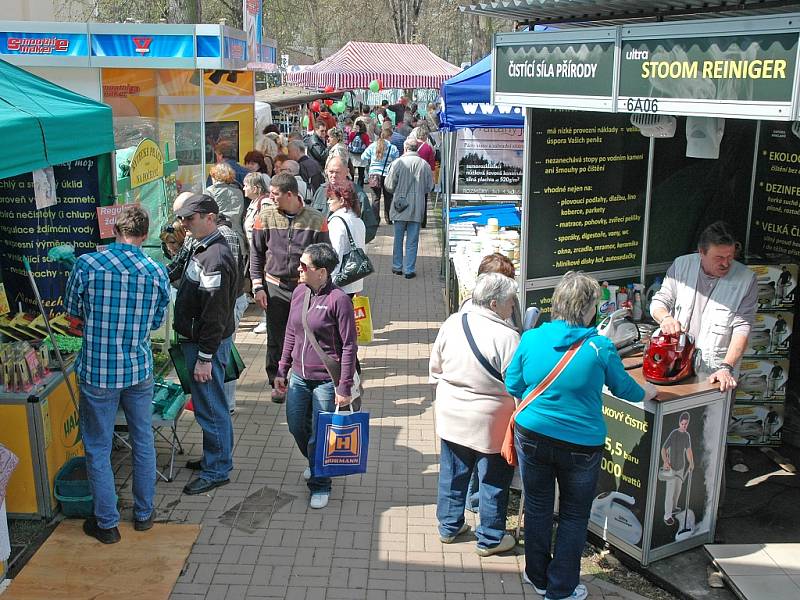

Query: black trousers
left=265, top=282, right=293, bottom=385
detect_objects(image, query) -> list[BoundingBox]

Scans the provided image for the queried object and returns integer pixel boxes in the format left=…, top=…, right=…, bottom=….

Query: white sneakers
left=253, top=321, right=267, bottom=334
left=523, top=574, right=588, bottom=600
left=309, top=493, right=329, bottom=509
left=475, top=533, right=516, bottom=557
left=303, top=467, right=311, bottom=480
left=440, top=522, right=470, bottom=544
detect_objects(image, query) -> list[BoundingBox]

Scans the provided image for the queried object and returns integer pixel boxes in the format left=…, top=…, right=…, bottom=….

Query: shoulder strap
left=301, top=287, right=341, bottom=384
left=512, top=340, right=584, bottom=419
left=380, top=148, right=391, bottom=175
left=462, top=313, right=504, bottom=382
left=330, top=214, right=357, bottom=249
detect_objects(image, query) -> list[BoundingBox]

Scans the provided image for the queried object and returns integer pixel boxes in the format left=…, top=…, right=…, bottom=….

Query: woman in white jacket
left=429, top=273, right=520, bottom=557
left=326, top=181, right=367, bottom=296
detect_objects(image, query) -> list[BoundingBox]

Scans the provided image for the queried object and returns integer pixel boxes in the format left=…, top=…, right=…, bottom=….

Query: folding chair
left=113, top=381, right=186, bottom=482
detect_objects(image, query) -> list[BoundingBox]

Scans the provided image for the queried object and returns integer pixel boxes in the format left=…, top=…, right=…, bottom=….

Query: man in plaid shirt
left=65, top=205, right=170, bottom=544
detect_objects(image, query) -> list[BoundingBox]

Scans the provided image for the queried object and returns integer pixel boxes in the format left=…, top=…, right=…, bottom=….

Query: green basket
left=54, top=457, right=93, bottom=518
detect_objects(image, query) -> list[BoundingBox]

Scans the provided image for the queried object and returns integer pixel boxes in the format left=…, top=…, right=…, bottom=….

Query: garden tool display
left=590, top=491, right=643, bottom=545
left=643, top=330, right=695, bottom=384
left=597, top=308, right=642, bottom=357
left=21, top=256, right=79, bottom=412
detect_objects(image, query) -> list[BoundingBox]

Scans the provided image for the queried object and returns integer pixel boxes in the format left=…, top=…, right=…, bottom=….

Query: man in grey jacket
left=385, top=137, right=433, bottom=279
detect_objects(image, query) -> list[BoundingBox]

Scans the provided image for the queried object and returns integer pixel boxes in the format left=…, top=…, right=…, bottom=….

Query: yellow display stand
left=0, top=367, right=83, bottom=518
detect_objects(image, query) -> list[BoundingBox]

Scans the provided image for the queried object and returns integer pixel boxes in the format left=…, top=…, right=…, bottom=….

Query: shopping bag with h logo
left=313, top=405, right=370, bottom=478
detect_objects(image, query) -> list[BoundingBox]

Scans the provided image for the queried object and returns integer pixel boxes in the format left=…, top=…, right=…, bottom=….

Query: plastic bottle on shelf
left=632, top=290, right=643, bottom=321
left=596, top=282, right=614, bottom=324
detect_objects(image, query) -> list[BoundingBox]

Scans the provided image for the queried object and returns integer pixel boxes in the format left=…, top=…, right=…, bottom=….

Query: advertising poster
left=0, top=159, right=101, bottom=312
left=243, top=0, right=263, bottom=63
left=728, top=402, right=784, bottom=446
left=749, top=121, right=800, bottom=260
left=589, top=395, right=654, bottom=550
left=454, top=128, right=524, bottom=198
left=527, top=109, right=649, bottom=279
left=650, top=402, right=724, bottom=550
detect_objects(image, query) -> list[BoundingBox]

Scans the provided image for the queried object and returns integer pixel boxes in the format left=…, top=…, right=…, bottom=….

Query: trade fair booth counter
left=464, top=6, right=800, bottom=564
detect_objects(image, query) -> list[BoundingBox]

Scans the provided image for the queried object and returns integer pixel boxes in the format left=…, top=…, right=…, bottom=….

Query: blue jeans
left=285, top=372, right=336, bottom=494
left=392, top=220, right=421, bottom=275
left=437, top=439, right=514, bottom=548
left=223, top=294, right=249, bottom=412
left=515, top=428, right=601, bottom=600
left=79, top=377, right=155, bottom=529
left=182, top=336, right=234, bottom=482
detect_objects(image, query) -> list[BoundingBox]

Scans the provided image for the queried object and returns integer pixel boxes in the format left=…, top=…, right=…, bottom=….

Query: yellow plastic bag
left=353, top=295, right=373, bottom=344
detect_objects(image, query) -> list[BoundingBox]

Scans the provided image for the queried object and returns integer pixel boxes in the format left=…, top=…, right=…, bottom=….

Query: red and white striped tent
left=285, top=41, right=461, bottom=90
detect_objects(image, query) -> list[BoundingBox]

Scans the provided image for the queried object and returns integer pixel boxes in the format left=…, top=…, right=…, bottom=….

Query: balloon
left=377, top=79, right=383, bottom=90
left=324, top=85, right=335, bottom=93
left=310, top=100, right=320, bottom=112
left=301, top=115, right=309, bottom=128
left=324, top=98, right=333, bottom=107
left=331, top=100, right=345, bottom=114
left=368, top=79, right=380, bottom=93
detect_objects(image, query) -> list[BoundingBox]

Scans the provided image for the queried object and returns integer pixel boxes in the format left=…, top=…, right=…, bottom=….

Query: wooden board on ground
left=2, top=521, right=200, bottom=599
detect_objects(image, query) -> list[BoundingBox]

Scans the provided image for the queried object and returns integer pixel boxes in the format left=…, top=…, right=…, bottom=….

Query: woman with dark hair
left=274, top=243, right=358, bottom=510
left=347, top=121, right=371, bottom=187
left=244, top=150, right=271, bottom=176
left=326, top=181, right=367, bottom=296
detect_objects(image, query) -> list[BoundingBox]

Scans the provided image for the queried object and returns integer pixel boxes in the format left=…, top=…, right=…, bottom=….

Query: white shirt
left=327, top=208, right=367, bottom=295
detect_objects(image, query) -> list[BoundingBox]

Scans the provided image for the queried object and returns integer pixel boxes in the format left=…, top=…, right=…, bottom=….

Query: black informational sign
left=0, top=159, right=101, bottom=312
left=527, top=110, right=649, bottom=279
left=749, top=121, right=800, bottom=259
left=590, top=395, right=654, bottom=551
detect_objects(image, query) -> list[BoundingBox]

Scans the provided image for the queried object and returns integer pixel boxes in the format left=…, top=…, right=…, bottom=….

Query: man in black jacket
left=173, top=194, right=238, bottom=495
left=288, top=140, right=324, bottom=197
left=306, top=121, right=329, bottom=168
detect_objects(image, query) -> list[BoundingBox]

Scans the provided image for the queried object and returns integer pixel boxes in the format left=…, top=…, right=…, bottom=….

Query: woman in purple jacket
left=273, top=243, right=358, bottom=509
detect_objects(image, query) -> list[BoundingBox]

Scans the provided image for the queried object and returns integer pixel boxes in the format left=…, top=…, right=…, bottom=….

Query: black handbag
left=330, top=215, right=374, bottom=287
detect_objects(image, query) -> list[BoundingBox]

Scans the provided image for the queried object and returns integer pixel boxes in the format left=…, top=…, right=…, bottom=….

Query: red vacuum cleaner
left=643, top=330, right=696, bottom=385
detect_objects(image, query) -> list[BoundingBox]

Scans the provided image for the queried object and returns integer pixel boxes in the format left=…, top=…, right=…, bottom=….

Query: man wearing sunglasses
left=173, top=194, right=239, bottom=495
left=250, top=173, right=329, bottom=403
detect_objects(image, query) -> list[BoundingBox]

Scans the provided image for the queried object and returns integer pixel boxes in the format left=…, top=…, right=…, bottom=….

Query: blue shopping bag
left=313, top=406, right=369, bottom=478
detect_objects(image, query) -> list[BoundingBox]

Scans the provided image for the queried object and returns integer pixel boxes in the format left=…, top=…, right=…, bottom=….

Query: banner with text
left=454, top=128, right=524, bottom=197
left=618, top=34, right=797, bottom=104
left=0, top=159, right=101, bottom=313
left=589, top=395, right=654, bottom=551
left=244, top=0, right=263, bottom=63
left=749, top=122, right=800, bottom=260
left=494, top=42, right=615, bottom=99
left=526, top=109, right=649, bottom=279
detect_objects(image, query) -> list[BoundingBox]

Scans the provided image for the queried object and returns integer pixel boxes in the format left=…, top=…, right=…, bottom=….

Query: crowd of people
left=66, top=96, right=440, bottom=547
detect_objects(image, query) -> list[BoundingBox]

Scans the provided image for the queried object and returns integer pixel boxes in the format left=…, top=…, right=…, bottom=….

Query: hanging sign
left=494, top=41, right=616, bottom=108
left=618, top=33, right=798, bottom=119
left=129, top=139, right=164, bottom=188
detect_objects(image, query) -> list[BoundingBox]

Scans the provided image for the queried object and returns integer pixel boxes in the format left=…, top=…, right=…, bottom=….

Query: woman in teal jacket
left=506, top=271, right=655, bottom=600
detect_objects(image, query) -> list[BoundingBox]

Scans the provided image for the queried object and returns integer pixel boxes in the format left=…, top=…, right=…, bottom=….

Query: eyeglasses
left=179, top=212, right=207, bottom=222
left=298, top=261, right=319, bottom=272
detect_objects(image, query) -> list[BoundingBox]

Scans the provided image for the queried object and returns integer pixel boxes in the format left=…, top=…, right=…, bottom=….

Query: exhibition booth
left=0, top=21, right=255, bottom=193
left=0, top=59, right=116, bottom=530
left=438, top=55, right=525, bottom=312
left=462, top=4, right=800, bottom=565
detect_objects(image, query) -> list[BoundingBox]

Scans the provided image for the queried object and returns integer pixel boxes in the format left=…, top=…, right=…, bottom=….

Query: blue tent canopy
left=439, top=54, right=523, bottom=130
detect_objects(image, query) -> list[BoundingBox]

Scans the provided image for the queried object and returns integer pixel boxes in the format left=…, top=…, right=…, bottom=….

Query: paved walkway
left=111, top=220, right=650, bottom=600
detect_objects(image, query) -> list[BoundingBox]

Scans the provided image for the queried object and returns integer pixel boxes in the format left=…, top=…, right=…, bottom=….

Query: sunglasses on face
left=298, top=261, right=319, bottom=272
left=179, top=212, right=207, bottom=222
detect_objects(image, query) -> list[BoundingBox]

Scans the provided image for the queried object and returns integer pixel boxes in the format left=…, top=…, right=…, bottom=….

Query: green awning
left=0, top=58, right=115, bottom=180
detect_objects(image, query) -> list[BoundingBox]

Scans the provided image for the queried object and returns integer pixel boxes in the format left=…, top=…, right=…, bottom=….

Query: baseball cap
left=174, top=194, right=220, bottom=218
